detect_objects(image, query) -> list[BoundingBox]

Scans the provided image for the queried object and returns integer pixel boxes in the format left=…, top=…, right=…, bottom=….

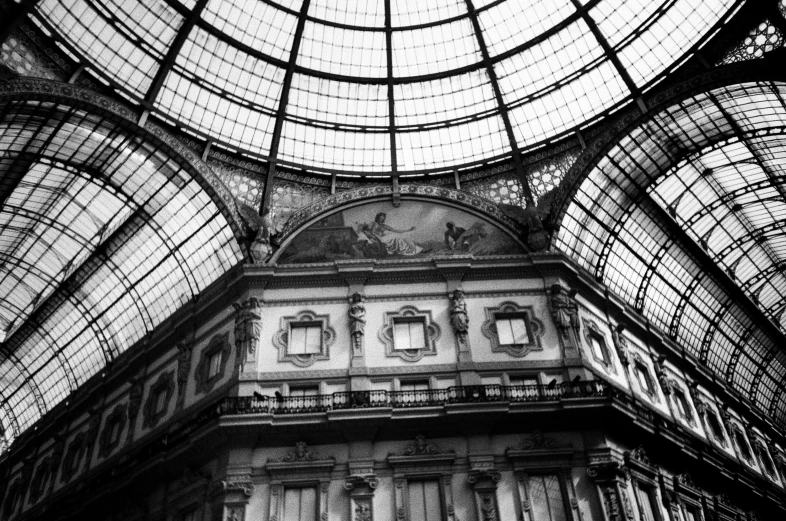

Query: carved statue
left=450, top=289, right=469, bottom=334
left=549, top=284, right=580, bottom=347
left=233, top=297, right=262, bottom=364
left=176, top=342, right=193, bottom=396
left=480, top=493, right=498, bottom=521
left=128, top=380, right=143, bottom=424
left=499, top=187, right=558, bottom=251
left=354, top=500, right=372, bottom=521
left=348, top=293, right=366, bottom=354
left=612, top=324, right=630, bottom=366
left=237, top=202, right=274, bottom=263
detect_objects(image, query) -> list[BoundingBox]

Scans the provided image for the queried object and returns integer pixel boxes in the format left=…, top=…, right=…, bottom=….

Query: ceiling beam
left=143, top=0, right=209, bottom=106
left=464, top=0, right=533, bottom=206
left=259, top=0, right=312, bottom=217
left=385, top=0, right=397, bottom=181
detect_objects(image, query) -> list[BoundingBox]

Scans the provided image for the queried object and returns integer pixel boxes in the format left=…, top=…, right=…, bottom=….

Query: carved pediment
left=387, top=435, right=455, bottom=470
left=265, top=442, right=335, bottom=477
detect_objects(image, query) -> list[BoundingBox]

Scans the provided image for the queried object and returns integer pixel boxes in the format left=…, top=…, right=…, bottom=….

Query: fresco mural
left=277, top=200, right=524, bottom=264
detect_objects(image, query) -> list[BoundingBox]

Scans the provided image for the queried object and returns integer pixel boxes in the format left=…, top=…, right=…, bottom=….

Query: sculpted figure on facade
left=549, top=284, right=581, bottom=349
left=348, top=292, right=366, bottom=355
left=450, top=289, right=469, bottom=348
left=176, top=341, right=193, bottom=398
left=233, top=297, right=262, bottom=366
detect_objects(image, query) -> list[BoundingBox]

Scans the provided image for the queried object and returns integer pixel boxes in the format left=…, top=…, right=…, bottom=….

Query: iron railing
left=218, top=381, right=610, bottom=416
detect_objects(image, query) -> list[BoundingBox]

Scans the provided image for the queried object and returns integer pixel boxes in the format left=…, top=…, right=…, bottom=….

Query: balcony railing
left=217, top=381, right=610, bottom=416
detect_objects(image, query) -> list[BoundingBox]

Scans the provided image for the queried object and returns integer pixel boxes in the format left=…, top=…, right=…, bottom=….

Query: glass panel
left=528, top=474, right=567, bottom=521
left=208, top=352, right=222, bottom=378
left=636, top=487, right=658, bottom=521
left=289, top=386, right=319, bottom=397
left=636, top=364, right=652, bottom=393
left=408, top=322, right=426, bottom=350
left=401, top=381, right=429, bottom=392
left=303, top=326, right=322, bottom=354
left=289, top=326, right=308, bottom=355
left=155, top=388, right=167, bottom=414
left=590, top=335, right=606, bottom=362
left=394, top=322, right=412, bottom=350
left=408, top=480, right=443, bottom=521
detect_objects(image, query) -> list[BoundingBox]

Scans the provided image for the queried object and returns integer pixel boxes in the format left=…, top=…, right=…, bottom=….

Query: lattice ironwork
left=720, top=20, right=784, bottom=65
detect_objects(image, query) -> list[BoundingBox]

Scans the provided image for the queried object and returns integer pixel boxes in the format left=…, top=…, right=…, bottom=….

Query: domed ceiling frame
left=0, top=79, right=246, bottom=451
left=14, top=0, right=743, bottom=216
left=550, top=58, right=786, bottom=428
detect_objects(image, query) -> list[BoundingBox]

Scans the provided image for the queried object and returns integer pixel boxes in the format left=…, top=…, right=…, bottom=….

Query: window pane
left=408, top=480, right=442, bottom=521
left=408, top=322, right=426, bottom=349
left=590, top=336, right=605, bottom=361
left=529, top=474, right=568, bottom=521
left=290, top=387, right=319, bottom=397
left=155, top=389, right=167, bottom=414
left=497, top=318, right=515, bottom=345
left=208, top=352, right=222, bottom=378
left=510, top=317, right=530, bottom=344
left=290, top=325, right=307, bottom=354
left=394, top=322, right=412, bottom=350
left=637, top=488, right=657, bottom=521
left=304, top=326, right=321, bottom=354
left=401, top=381, right=429, bottom=392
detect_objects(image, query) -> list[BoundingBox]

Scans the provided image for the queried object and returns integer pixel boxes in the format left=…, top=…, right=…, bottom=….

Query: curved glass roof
left=32, top=0, right=738, bottom=174
left=0, top=95, right=243, bottom=452
left=557, top=82, right=786, bottom=427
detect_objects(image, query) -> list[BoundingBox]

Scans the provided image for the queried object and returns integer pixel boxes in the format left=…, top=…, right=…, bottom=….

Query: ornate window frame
left=624, top=447, right=665, bottom=521
left=265, top=442, right=335, bottom=521
left=631, top=352, right=659, bottom=402
left=505, top=431, right=578, bottom=521
left=2, top=479, right=21, bottom=519
left=755, top=440, right=777, bottom=478
left=29, top=456, right=53, bottom=503
left=60, top=432, right=87, bottom=483
left=379, top=306, right=440, bottom=362
left=194, top=333, right=231, bottom=395
left=98, top=403, right=127, bottom=458
left=669, top=382, right=696, bottom=427
left=703, top=406, right=728, bottom=447
left=481, top=301, right=544, bottom=357
left=731, top=424, right=754, bottom=465
left=387, top=436, right=457, bottom=521
left=142, top=370, right=175, bottom=429
left=582, top=318, right=616, bottom=374
left=272, top=310, right=335, bottom=367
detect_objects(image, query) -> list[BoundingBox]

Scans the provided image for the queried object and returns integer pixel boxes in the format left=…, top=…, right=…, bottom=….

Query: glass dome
left=33, top=0, right=738, bottom=175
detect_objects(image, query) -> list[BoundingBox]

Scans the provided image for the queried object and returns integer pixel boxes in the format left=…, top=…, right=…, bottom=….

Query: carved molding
left=388, top=435, right=456, bottom=471
left=378, top=306, right=441, bottom=363
left=266, top=442, right=336, bottom=477
left=480, top=301, right=544, bottom=357
left=272, top=310, right=335, bottom=367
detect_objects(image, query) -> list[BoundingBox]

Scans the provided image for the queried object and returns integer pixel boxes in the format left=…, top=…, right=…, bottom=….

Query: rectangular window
left=635, top=485, right=660, bottom=521
left=393, top=319, right=426, bottom=350
left=289, top=386, right=319, bottom=397
left=527, top=474, right=568, bottom=521
left=109, top=420, right=121, bottom=445
left=682, top=505, right=698, bottom=521
left=407, top=480, right=443, bottom=521
left=400, top=381, right=429, bottom=392
left=707, top=410, right=725, bottom=441
left=289, top=324, right=322, bottom=354
left=673, top=389, right=692, bottom=422
left=283, top=486, right=318, bottom=521
left=496, top=316, right=530, bottom=345
left=207, top=351, right=222, bottom=379
left=734, top=429, right=753, bottom=460
left=635, top=362, right=653, bottom=394
left=153, top=387, right=168, bottom=415
left=589, top=334, right=607, bottom=362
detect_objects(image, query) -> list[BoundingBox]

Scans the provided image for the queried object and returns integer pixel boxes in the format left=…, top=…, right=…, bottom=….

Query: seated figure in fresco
left=444, top=222, right=469, bottom=251
left=365, top=212, right=426, bottom=256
